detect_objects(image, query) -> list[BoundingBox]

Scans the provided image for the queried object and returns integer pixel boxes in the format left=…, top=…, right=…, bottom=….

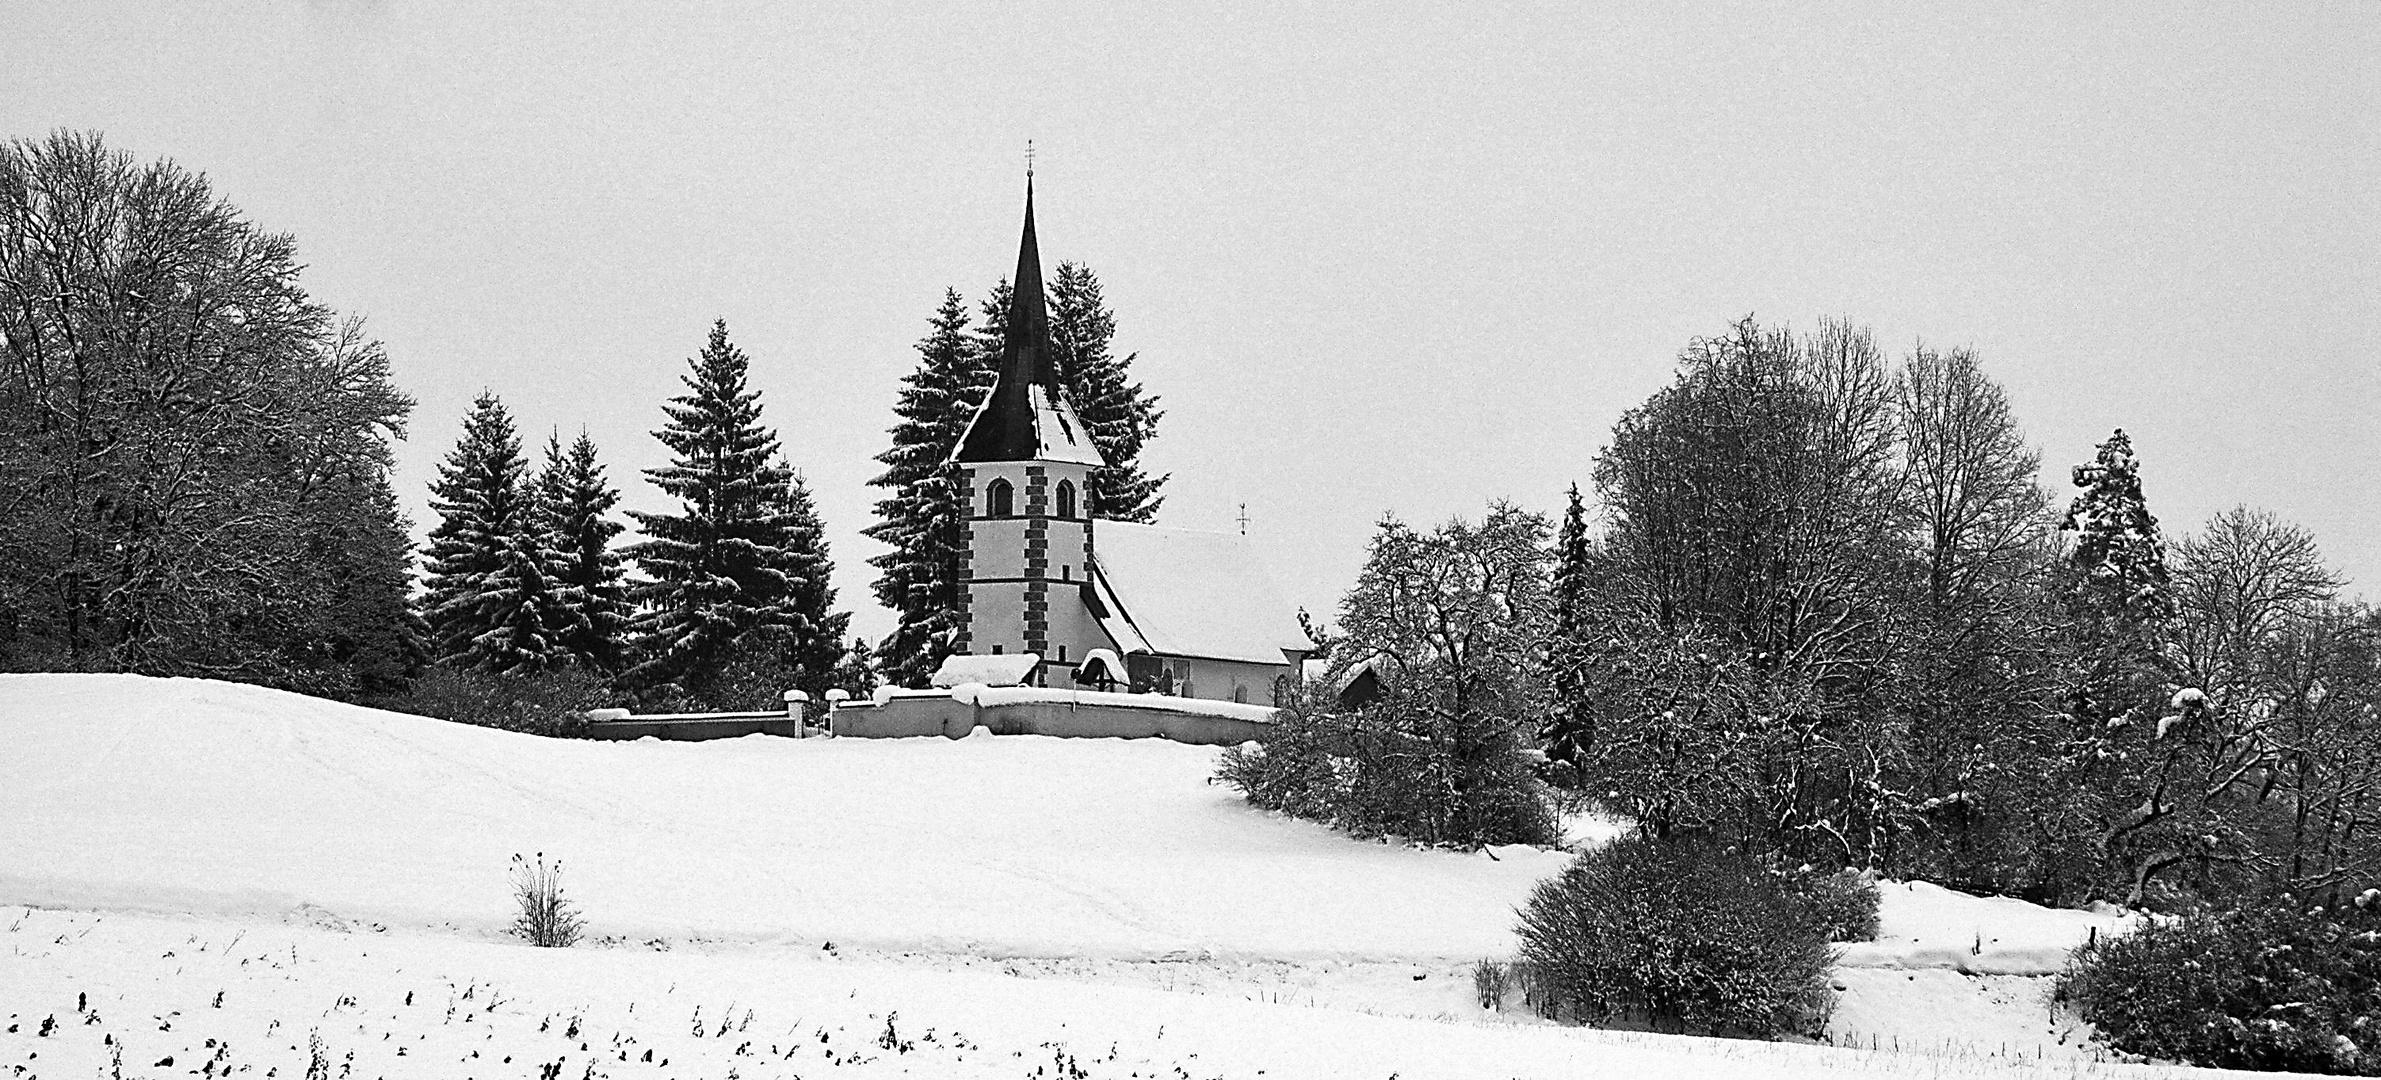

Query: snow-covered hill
left=0, top=673, right=1567, bottom=959
left=0, top=674, right=2231, bottom=1079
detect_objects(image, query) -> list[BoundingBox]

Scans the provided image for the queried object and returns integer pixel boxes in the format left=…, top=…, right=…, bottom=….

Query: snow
left=967, top=684, right=1280, bottom=722
left=0, top=674, right=1547, bottom=959
left=1841, top=881, right=2144, bottom=976
left=3, top=907, right=2227, bottom=1080
left=1093, top=523, right=1311, bottom=664
left=1825, top=882, right=2149, bottom=1064
left=948, top=380, right=1104, bottom=466
left=928, top=652, right=1043, bottom=687
left=0, top=674, right=2243, bottom=1079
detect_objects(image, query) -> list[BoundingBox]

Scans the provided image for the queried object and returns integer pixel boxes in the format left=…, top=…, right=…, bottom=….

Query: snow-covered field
left=0, top=675, right=2265, bottom=1078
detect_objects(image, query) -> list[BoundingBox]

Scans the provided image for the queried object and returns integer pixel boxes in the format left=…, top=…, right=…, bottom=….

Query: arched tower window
left=1055, top=480, right=1076, bottom=520
left=986, top=478, right=1013, bottom=518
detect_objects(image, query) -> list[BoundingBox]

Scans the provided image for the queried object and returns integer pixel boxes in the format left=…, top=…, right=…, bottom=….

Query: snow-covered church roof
left=954, top=381, right=1103, bottom=466
left=1090, top=523, right=1312, bottom=665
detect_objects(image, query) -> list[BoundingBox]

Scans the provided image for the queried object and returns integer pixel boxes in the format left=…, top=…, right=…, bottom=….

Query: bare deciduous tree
left=1584, top=317, right=1911, bottom=866
left=1897, top=345, right=2054, bottom=625
left=0, top=131, right=413, bottom=689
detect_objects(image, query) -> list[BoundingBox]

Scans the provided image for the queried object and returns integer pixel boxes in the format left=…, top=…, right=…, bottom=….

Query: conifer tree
left=472, top=523, right=574, bottom=673
left=626, top=321, right=837, bottom=698
left=1048, top=261, right=1166, bottom=521
left=1541, top=483, right=1597, bottom=765
left=310, top=478, right=431, bottom=695
left=2063, top=429, right=2177, bottom=645
left=533, top=431, right=632, bottom=674
left=2060, top=428, right=2179, bottom=742
left=865, top=290, right=995, bottom=686
left=975, top=279, right=1011, bottom=370
left=2056, top=428, right=2187, bottom=902
left=832, top=636, right=882, bottom=697
left=769, top=470, right=852, bottom=698
left=422, top=393, right=537, bottom=668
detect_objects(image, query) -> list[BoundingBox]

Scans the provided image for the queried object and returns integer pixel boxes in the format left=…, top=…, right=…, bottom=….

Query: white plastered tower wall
left=954, top=457, right=1112, bottom=678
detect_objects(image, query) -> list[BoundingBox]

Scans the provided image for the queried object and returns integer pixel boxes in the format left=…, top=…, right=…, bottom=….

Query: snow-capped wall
left=832, top=685, right=1275, bottom=744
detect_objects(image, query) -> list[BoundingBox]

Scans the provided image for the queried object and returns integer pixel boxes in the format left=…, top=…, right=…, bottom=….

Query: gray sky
left=7, top=2, right=2376, bottom=639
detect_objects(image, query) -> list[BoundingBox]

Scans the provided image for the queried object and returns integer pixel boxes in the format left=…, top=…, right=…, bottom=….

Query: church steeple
left=953, top=174, right=1104, bottom=466
left=1003, top=176, right=1057, bottom=390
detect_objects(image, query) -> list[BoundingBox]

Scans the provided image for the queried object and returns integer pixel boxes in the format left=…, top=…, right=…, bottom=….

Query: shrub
left=685, top=644, right=804, bottom=714
left=378, top=666, right=612, bottom=737
left=1218, top=679, right=1559, bottom=848
left=508, top=852, right=585, bottom=948
left=2058, top=899, right=2381, bottom=1074
left=1471, top=957, right=1508, bottom=1010
left=1513, top=836, right=1837, bottom=1039
left=1783, top=867, right=1882, bottom=942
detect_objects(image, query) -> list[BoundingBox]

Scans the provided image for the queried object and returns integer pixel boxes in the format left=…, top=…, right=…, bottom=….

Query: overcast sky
left=6, top=2, right=2375, bottom=639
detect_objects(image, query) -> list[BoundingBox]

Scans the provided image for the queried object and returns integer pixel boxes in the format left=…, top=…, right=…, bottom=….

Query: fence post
left=783, top=689, right=810, bottom=737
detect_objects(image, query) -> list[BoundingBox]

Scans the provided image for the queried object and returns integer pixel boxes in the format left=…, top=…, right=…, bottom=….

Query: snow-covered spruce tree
left=1048, top=261, right=1166, bottom=522
left=1540, top=483, right=1597, bottom=769
left=532, top=431, right=632, bottom=674
left=673, top=470, right=849, bottom=711
left=625, top=321, right=841, bottom=706
left=769, top=470, right=852, bottom=700
left=302, top=475, right=431, bottom=698
left=973, top=279, right=1012, bottom=380
left=422, top=392, right=562, bottom=671
left=864, top=289, right=994, bottom=687
left=2062, top=429, right=2177, bottom=667
left=832, top=635, right=882, bottom=698
left=469, top=520, right=575, bottom=674
left=2055, top=429, right=2190, bottom=904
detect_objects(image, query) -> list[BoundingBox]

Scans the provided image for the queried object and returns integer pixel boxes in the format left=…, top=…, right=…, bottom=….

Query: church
left=944, top=180, right=1314, bottom=706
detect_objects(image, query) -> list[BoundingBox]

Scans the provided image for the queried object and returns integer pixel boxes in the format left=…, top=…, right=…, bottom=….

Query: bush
left=1513, top=836, right=1837, bottom=1039
left=1784, top=867, right=1882, bottom=942
left=507, top=852, right=585, bottom=948
left=377, top=666, right=613, bottom=737
left=1471, top=957, right=1509, bottom=1010
left=685, top=645, right=803, bottom=714
left=2058, top=899, right=2381, bottom=1074
left=1217, top=679, right=1559, bottom=849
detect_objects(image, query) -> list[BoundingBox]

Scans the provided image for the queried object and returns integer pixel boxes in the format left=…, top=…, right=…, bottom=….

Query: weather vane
left=1026, top=139, right=1035, bottom=179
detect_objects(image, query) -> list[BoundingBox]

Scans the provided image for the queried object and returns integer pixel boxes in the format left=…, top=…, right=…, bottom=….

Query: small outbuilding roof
left=930, top=652, right=1044, bottom=688
left=1091, top=523, right=1312, bottom=666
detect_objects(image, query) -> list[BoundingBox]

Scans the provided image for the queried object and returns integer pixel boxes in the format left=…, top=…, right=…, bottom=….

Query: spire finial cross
left=1026, top=139, right=1035, bottom=179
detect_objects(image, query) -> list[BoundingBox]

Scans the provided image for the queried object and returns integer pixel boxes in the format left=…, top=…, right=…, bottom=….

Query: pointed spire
left=1005, top=172, right=1056, bottom=389
left=954, top=170, right=1102, bottom=466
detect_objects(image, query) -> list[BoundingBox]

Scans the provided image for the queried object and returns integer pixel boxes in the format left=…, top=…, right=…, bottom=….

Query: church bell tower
left=948, top=176, right=1107, bottom=678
